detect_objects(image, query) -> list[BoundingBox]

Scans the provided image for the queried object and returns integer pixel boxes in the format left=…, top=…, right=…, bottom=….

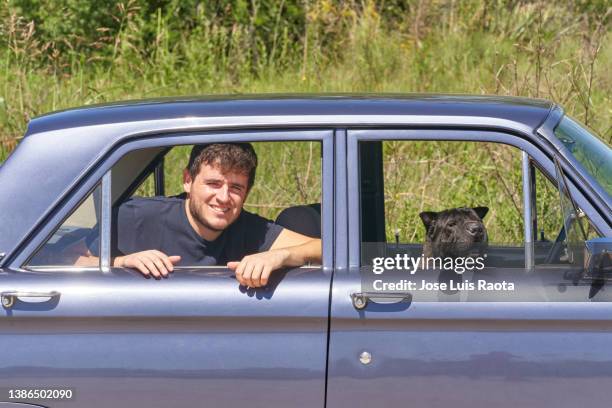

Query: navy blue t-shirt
left=105, top=196, right=283, bottom=266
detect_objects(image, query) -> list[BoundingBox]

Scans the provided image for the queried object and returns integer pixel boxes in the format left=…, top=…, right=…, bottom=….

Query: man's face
left=183, top=163, right=249, bottom=236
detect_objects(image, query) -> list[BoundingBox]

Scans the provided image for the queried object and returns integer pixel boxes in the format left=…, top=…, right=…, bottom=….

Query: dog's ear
left=473, top=206, right=489, bottom=220
left=419, top=211, right=438, bottom=230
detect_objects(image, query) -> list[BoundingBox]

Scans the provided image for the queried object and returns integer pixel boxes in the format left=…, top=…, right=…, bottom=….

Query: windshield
left=554, top=116, right=612, bottom=197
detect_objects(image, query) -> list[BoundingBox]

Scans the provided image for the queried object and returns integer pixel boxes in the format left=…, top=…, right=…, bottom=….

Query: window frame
left=15, top=129, right=334, bottom=272
left=347, top=128, right=606, bottom=271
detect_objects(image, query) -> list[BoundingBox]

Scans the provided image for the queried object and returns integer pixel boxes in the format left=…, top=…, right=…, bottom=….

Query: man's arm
left=227, top=228, right=322, bottom=288
left=73, top=247, right=181, bottom=279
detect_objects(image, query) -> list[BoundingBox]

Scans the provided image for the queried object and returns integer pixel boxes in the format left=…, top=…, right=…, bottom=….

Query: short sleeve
left=88, top=202, right=137, bottom=257
left=223, top=211, right=284, bottom=261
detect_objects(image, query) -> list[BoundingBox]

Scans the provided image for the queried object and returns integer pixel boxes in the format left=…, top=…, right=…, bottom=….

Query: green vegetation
left=136, top=142, right=322, bottom=221
left=0, top=0, right=610, bottom=242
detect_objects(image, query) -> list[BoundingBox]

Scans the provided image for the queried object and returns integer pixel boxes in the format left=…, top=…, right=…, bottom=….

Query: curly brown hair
left=187, top=143, right=258, bottom=189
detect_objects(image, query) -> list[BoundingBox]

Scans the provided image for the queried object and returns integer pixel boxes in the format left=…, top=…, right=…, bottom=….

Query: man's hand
left=227, top=236, right=321, bottom=288
left=114, top=250, right=181, bottom=279
left=227, top=249, right=289, bottom=288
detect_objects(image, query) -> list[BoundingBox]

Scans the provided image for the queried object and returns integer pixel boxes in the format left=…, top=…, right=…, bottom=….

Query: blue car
left=0, top=95, right=611, bottom=408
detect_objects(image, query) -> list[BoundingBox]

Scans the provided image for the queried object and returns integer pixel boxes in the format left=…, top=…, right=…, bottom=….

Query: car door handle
left=351, top=292, right=411, bottom=310
left=1, top=290, right=61, bottom=309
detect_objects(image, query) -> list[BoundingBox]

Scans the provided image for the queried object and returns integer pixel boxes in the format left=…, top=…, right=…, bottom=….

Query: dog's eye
left=447, top=221, right=456, bottom=227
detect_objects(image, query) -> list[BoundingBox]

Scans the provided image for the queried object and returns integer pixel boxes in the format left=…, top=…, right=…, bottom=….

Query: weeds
left=0, top=0, right=610, bottom=240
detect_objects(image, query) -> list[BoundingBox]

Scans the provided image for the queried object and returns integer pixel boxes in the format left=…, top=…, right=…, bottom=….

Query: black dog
left=419, top=207, right=489, bottom=258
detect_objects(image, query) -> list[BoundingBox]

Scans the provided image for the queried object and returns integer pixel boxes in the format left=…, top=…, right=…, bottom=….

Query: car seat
left=275, top=203, right=321, bottom=238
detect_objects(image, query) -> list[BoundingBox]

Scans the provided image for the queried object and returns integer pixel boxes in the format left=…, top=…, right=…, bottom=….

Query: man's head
left=187, top=143, right=258, bottom=190
left=183, top=143, right=258, bottom=238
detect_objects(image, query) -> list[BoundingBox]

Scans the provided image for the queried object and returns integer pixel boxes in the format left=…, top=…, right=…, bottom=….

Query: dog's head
left=419, top=207, right=488, bottom=258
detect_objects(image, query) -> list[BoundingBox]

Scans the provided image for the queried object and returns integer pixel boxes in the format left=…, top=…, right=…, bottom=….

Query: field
left=1, top=0, right=610, bottom=242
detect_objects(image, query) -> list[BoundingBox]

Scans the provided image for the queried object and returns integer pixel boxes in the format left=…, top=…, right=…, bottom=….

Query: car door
left=0, top=130, right=334, bottom=408
left=327, top=128, right=612, bottom=408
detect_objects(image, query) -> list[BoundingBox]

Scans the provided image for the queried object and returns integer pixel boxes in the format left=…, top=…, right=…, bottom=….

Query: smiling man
left=110, top=143, right=321, bottom=287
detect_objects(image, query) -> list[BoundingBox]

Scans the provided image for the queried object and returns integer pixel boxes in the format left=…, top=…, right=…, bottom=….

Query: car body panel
left=327, top=273, right=612, bottom=408
left=1, top=123, right=336, bottom=407
left=0, top=267, right=330, bottom=408
left=325, top=126, right=612, bottom=408
left=26, top=95, right=552, bottom=135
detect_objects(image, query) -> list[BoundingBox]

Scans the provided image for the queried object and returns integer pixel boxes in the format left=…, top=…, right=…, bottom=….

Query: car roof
left=26, top=94, right=553, bottom=136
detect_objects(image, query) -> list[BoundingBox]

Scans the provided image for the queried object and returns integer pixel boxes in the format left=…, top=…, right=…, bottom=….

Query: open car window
left=357, top=138, right=605, bottom=302
left=25, top=141, right=323, bottom=270
left=360, top=140, right=525, bottom=267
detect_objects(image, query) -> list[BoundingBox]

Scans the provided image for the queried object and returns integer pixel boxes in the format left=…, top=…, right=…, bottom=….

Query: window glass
left=533, top=164, right=602, bottom=266
left=554, top=115, right=612, bottom=196
left=27, top=184, right=101, bottom=268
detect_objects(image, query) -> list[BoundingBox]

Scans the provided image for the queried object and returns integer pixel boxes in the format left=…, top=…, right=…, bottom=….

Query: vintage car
left=0, top=95, right=611, bottom=408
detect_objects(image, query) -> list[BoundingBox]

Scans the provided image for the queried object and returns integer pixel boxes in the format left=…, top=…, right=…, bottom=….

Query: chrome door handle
left=351, top=292, right=411, bottom=310
left=1, top=290, right=60, bottom=309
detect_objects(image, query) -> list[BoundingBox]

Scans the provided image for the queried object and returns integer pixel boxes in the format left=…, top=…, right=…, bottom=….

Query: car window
left=554, top=115, right=612, bottom=196
left=358, top=138, right=604, bottom=302
left=116, top=141, right=323, bottom=268
left=533, top=164, right=601, bottom=266
left=27, top=184, right=101, bottom=268
left=26, top=141, right=322, bottom=268
left=360, top=140, right=524, bottom=266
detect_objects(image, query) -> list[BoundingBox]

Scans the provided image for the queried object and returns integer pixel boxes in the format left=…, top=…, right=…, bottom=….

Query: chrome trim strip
left=322, top=134, right=334, bottom=271
left=24, top=265, right=320, bottom=273
left=522, top=151, right=534, bottom=271
left=100, top=170, right=112, bottom=273
left=335, top=130, right=349, bottom=271
left=24, top=266, right=100, bottom=273
left=347, top=132, right=359, bottom=269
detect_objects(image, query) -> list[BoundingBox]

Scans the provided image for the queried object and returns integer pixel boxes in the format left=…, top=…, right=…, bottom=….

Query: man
left=90, top=143, right=321, bottom=287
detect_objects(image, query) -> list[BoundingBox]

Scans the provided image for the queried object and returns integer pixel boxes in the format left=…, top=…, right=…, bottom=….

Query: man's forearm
left=73, top=255, right=124, bottom=267
left=74, top=255, right=100, bottom=267
left=277, top=238, right=321, bottom=267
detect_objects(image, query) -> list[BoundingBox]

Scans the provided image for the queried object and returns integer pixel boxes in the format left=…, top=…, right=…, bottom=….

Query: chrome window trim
left=522, top=151, right=534, bottom=271
left=100, top=170, right=112, bottom=273
left=25, top=266, right=101, bottom=273
left=24, top=265, right=321, bottom=273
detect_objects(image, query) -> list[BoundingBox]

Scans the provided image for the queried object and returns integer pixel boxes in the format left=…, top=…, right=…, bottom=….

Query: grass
left=0, top=0, right=610, bottom=243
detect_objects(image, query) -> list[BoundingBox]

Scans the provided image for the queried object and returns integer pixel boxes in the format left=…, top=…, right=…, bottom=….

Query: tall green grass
left=1, top=0, right=609, bottom=157
left=0, top=1, right=609, bottom=243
